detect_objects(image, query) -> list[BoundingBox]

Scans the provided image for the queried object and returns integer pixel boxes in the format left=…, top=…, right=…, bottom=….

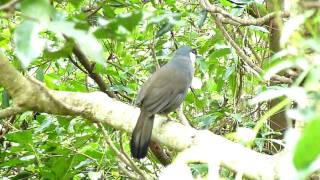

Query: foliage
left=0, top=0, right=319, bottom=179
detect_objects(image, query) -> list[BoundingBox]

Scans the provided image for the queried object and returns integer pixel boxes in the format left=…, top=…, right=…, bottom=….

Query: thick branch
left=0, top=54, right=288, bottom=179
left=0, top=55, right=81, bottom=115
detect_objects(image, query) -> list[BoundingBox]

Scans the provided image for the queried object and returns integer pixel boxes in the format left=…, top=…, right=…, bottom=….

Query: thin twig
left=237, top=28, right=262, bottom=63
left=97, top=123, right=149, bottom=180
left=0, top=115, right=17, bottom=138
left=68, top=55, right=88, bottom=74
left=170, top=31, right=178, bottom=49
left=63, top=145, right=99, bottom=163
left=150, top=37, right=160, bottom=70
left=118, top=132, right=135, bottom=166
left=215, top=16, right=263, bottom=74
left=118, top=160, right=140, bottom=180
left=63, top=36, right=117, bottom=99
left=107, top=61, right=143, bottom=83
left=0, top=0, right=19, bottom=11
left=200, top=0, right=289, bottom=26
left=214, top=15, right=292, bottom=84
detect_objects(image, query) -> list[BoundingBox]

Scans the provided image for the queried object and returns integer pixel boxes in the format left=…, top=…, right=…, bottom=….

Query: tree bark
left=267, top=0, right=287, bottom=152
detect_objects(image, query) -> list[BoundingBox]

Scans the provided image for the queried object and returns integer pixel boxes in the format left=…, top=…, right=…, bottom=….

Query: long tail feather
left=130, top=110, right=155, bottom=159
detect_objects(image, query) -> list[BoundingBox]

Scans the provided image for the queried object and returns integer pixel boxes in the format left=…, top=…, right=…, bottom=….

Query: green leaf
left=72, top=156, right=89, bottom=169
left=209, top=48, right=230, bottom=60
left=102, top=5, right=116, bottom=18
left=197, top=10, right=208, bottom=28
left=293, top=117, right=320, bottom=170
left=14, top=20, right=44, bottom=67
left=229, top=73, right=237, bottom=97
left=12, top=171, right=33, bottom=180
left=43, top=40, right=74, bottom=60
left=1, top=89, right=10, bottom=108
left=197, top=114, right=218, bottom=129
left=118, top=11, right=143, bottom=31
left=188, top=162, right=208, bottom=178
left=110, top=85, right=135, bottom=94
left=79, top=142, right=103, bottom=160
left=164, top=0, right=175, bottom=5
left=20, top=0, right=51, bottom=22
left=20, top=155, right=35, bottom=161
left=35, top=117, right=53, bottom=133
left=36, top=68, right=44, bottom=82
left=52, top=157, right=73, bottom=178
left=224, top=65, right=235, bottom=80
left=0, top=157, right=34, bottom=168
left=6, top=130, right=33, bottom=145
left=251, top=2, right=268, bottom=15
left=44, top=73, right=61, bottom=89
left=70, top=0, right=84, bottom=8
left=48, top=21, right=105, bottom=66
left=219, top=0, right=233, bottom=7
left=303, top=66, right=320, bottom=92
left=197, top=58, right=208, bottom=74
left=156, top=21, right=174, bottom=38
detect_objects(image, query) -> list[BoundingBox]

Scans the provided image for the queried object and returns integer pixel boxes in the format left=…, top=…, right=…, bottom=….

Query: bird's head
left=175, top=45, right=197, bottom=64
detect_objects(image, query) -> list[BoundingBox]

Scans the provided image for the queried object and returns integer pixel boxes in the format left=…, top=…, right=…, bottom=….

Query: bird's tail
left=130, top=110, right=155, bottom=159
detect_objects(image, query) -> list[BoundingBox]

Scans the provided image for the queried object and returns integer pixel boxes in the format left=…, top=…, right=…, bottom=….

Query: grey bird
left=130, top=45, right=197, bottom=159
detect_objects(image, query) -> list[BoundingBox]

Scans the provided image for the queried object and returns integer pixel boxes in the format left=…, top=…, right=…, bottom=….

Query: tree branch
left=0, top=54, right=290, bottom=179
left=0, top=107, right=21, bottom=119
left=97, top=122, right=150, bottom=180
left=199, top=0, right=289, bottom=26
left=71, top=41, right=117, bottom=98
left=300, top=1, right=320, bottom=9
left=0, top=0, right=19, bottom=11
left=213, top=14, right=292, bottom=84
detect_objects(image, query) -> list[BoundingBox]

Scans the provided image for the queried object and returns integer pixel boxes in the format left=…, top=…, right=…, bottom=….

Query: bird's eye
left=191, top=49, right=197, bottom=55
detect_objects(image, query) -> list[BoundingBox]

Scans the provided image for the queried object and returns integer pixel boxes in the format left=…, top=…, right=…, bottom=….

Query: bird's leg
left=177, top=104, right=191, bottom=127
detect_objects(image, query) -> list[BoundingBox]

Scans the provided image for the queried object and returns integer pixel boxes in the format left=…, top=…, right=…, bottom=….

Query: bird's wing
left=138, top=66, right=189, bottom=114
left=160, top=91, right=187, bottom=113
left=135, top=66, right=173, bottom=106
